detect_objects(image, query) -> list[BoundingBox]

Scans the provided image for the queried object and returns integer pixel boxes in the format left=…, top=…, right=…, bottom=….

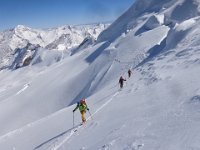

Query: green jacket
left=73, top=103, right=88, bottom=112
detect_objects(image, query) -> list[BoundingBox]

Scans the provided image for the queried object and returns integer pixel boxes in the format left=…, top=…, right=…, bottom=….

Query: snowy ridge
left=1, top=0, right=200, bottom=149
left=97, top=0, right=200, bottom=43
left=0, top=23, right=109, bottom=69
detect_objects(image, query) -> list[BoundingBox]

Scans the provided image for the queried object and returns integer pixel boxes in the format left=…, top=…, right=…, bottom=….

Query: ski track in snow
left=0, top=105, right=66, bottom=141
left=34, top=125, right=82, bottom=150
left=36, top=91, right=120, bottom=150
left=16, top=83, right=30, bottom=95
left=1, top=0, right=200, bottom=149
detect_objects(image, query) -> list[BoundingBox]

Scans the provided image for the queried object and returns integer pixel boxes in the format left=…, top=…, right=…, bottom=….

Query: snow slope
left=0, top=0, right=200, bottom=149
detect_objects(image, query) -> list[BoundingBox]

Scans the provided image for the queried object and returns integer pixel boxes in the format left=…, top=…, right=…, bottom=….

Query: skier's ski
left=73, top=114, right=93, bottom=132
left=73, top=123, right=82, bottom=132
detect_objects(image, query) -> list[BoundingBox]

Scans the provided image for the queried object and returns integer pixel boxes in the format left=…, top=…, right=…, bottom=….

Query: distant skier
left=73, top=99, right=89, bottom=124
left=128, top=69, right=132, bottom=78
left=119, top=76, right=126, bottom=88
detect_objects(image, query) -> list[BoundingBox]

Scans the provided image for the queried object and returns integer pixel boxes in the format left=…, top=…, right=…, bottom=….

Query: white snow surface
left=1, top=0, right=200, bottom=149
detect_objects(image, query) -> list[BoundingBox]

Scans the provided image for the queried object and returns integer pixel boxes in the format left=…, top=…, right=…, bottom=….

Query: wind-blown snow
left=0, top=0, right=200, bottom=149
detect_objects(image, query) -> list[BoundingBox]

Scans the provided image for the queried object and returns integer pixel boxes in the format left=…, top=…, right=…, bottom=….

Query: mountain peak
left=0, top=23, right=109, bottom=69
left=15, top=25, right=31, bottom=31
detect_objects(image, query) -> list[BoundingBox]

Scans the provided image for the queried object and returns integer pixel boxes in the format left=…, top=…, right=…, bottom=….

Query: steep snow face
left=1, top=0, right=200, bottom=150
left=143, top=14, right=165, bottom=30
left=0, top=23, right=109, bottom=69
left=97, top=0, right=200, bottom=43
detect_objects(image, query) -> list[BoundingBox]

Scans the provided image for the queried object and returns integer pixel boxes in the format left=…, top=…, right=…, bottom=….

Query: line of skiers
left=119, top=69, right=132, bottom=88
left=73, top=68, right=133, bottom=124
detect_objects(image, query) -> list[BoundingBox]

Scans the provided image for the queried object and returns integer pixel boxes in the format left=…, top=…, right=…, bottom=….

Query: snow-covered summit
left=11, top=24, right=109, bottom=49
left=0, top=23, right=109, bottom=69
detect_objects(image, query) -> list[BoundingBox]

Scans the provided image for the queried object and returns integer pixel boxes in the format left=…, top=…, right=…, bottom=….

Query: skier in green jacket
left=73, top=99, right=89, bottom=124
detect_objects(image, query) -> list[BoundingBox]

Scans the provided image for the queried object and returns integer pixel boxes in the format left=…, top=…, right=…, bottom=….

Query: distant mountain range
left=0, top=23, right=109, bottom=69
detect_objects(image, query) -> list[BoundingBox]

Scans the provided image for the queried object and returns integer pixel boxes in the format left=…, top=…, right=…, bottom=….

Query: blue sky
left=0, top=0, right=134, bottom=31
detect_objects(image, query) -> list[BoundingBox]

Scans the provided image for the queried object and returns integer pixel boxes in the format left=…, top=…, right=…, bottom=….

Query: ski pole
left=88, top=110, right=93, bottom=120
